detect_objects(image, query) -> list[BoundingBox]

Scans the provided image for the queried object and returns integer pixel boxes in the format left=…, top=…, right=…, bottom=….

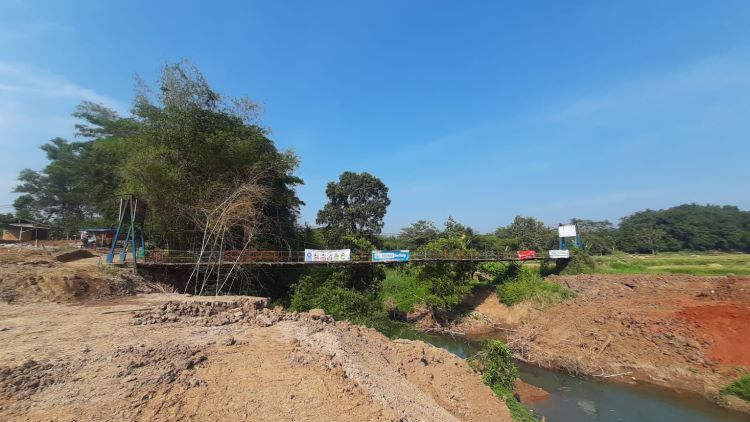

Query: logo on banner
left=371, top=250, right=410, bottom=262
left=304, top=249, right=351, bottom=262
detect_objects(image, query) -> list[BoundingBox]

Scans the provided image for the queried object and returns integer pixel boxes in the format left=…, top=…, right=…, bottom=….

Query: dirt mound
left=678, top=303, right=750, bottom=366
left=0, top=359, right=70, bottom=400
left=0, top=295, right=511, bottom=421
left=55, top=249, right=95, bottom=263
left=132, top=297, right=270, bottom=325
left=0, top=261, right=172, bottom=304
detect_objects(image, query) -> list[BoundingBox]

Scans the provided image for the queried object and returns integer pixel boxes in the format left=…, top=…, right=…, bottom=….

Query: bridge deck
left=127, top=250, right=559, bottom=268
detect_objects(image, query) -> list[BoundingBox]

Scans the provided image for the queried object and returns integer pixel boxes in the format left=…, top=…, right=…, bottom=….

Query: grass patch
left=380, top=268, right=430, bottom=313
left=592, top=252, right=750, bottom=276
left=497, top=269, right=575, bottom=307
left=722, top=375, right=750, bottom=401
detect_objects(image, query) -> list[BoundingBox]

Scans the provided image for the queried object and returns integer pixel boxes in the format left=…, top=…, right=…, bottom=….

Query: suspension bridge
left=130, top=249, right=564, bottom=268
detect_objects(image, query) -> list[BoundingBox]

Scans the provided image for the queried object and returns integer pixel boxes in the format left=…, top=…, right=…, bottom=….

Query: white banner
left=304, top=249, right=351, bottom=262
left=558, top=225, right=577, bottom=237
left=548, top=249, right=570, bottom=259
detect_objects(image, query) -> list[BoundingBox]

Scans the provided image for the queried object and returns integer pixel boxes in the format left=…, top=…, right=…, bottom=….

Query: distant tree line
left=384, top=204, right=750, bottom=254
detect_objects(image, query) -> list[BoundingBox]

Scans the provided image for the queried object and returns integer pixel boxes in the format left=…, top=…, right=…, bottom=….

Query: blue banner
left=371, top=250, right=410, bottom=262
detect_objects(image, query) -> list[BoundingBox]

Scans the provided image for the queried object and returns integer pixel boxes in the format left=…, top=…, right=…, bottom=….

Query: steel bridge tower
left=106, top=195, right=148, bottom=267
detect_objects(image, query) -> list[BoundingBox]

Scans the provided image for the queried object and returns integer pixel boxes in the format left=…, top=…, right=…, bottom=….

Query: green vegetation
left=380, top=268, right=430, bottom=314
left=722, top=375, right=750, bottom=401
left=289, top=267, right=404, bottom=334
left=316, top=171, right=391, bottom=243
left=473, top=340, right=538, bottom=422
left=13, top=62, right=302, bottom=245
left=387, top=204, right=750, bottom=255
left=496, top=268, right=575, bottom=307
left=591, top=252, right=750, bottom=276
left=617, top=204, right=750, bottom=253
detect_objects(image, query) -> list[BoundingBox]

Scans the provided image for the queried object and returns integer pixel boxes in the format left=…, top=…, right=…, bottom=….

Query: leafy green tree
left=316, top=171, right=390, bottom=241
left=618, top=204, right=750, bottom=253
left=416, top=237, right=475, bottom=311
left=441, top=216, right=474, bottom=239
left=571, top=219, right=617, bottom=255
left=13, top=138, right=95, bottom=235
left=496, top=216, right=555, bottom=251
left=398, top=220, right=439, bottom=248
left=15, top=61, right=303, bottom=247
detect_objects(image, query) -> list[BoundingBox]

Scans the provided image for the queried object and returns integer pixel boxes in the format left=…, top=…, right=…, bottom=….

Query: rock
left=308, top=309, right=326, bottom=320
left=255, top=314, right=273, bottom=327
left=222, top=337, right=236, bottom=346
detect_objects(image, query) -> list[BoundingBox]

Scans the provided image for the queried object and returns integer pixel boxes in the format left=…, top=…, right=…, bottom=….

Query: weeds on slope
left=722, top=375, right=750, bottom=402
left=496, top=268, right=575, bottom=307
left=471, top=340, right=538, bottom=422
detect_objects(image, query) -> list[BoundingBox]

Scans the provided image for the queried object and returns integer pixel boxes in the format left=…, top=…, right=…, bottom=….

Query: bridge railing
left=143, top=249, right=551, bottom=264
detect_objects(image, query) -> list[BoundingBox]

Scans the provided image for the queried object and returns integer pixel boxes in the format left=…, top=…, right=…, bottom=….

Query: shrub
left=497, top=268, right=575, bottom=307
left=723, top=375, right=750, bottom=401
left=380, top=268, right=430, bottom=314
left=559, top=249, right=596, bottom=275
left=473, top=340, right=538, bottom=421
left=477, top=340, right=518, bottom=390
left=290, top=268, right=400, bottom=334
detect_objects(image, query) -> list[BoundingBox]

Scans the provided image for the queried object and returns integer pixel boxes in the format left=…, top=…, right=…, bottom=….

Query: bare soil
left=0, top=248, right=511, bottom=421
left=485, top=274, right=750, bottom=413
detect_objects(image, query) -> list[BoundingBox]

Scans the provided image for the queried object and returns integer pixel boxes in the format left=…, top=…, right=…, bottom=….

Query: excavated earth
left=446, top=274, right=750, bottom=413
left=0, top=249, right=511, bottom=421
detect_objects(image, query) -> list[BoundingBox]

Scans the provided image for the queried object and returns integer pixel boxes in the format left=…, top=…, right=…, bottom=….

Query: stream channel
left=398, top=331, right=748, bottom=422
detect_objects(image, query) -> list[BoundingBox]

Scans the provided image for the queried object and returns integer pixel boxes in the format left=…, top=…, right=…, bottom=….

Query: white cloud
left=0, top=62, right=121, bottom=108
left=0, top=20, right=73, bottom=46
left=0, top=61, right=124, bottom=206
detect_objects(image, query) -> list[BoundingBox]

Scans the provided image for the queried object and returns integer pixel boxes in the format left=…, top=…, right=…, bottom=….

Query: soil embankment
left=473, top=274, right=750, bottom=413
left=0, top=248, right=511, bottom=421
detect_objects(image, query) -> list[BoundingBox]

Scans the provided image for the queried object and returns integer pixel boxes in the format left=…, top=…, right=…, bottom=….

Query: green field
left=591, top=252, right=750, bottom=276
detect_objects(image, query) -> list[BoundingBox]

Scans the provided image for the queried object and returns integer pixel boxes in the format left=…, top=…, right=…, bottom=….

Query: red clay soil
left=469, top=274, right=750, bottom=414
left=678, top=303, right=750, bottom=367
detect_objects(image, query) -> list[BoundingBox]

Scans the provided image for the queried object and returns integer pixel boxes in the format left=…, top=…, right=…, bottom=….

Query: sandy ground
left=450, top=274, right=750, bottom=413
left=0, top=250, right=511, bottom=422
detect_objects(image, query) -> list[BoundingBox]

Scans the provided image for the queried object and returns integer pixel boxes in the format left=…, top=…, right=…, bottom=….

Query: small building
left=1, top=219, right=50, bottom=242
left=79, top=228, right=117, bottom=248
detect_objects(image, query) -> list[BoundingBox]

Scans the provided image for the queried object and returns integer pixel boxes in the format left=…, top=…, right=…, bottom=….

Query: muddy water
left=399, top=331, right=748, bottom=422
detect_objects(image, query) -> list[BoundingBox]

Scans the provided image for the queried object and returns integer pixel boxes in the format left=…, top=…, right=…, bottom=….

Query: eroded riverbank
left=411, top=274, right=750, bottom=416
left=407, top=331, right=750, bottom=422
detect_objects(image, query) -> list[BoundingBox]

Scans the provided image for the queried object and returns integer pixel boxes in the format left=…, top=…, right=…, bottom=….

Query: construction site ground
left=0, top=245, right=511, bottom=421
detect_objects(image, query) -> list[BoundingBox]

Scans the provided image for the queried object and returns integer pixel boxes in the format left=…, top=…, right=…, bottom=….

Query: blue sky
left=1, top=1, right=749, bottom=233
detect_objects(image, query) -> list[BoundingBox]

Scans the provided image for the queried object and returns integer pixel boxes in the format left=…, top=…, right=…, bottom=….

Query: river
left=397, top=331, right=749, bottom=422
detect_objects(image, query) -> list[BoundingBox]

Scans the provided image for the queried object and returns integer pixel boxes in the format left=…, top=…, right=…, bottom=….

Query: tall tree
left=13, top=138, right=94, bottom=234
left=398, top=220, right=439, bottom=248
left=316, top=171, right=390, bottom=240
left=571, top=219, right=617, bottom=255
left=496, top=216, right=555, bottom=251
left=14, top=61, right=303, bottom=246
